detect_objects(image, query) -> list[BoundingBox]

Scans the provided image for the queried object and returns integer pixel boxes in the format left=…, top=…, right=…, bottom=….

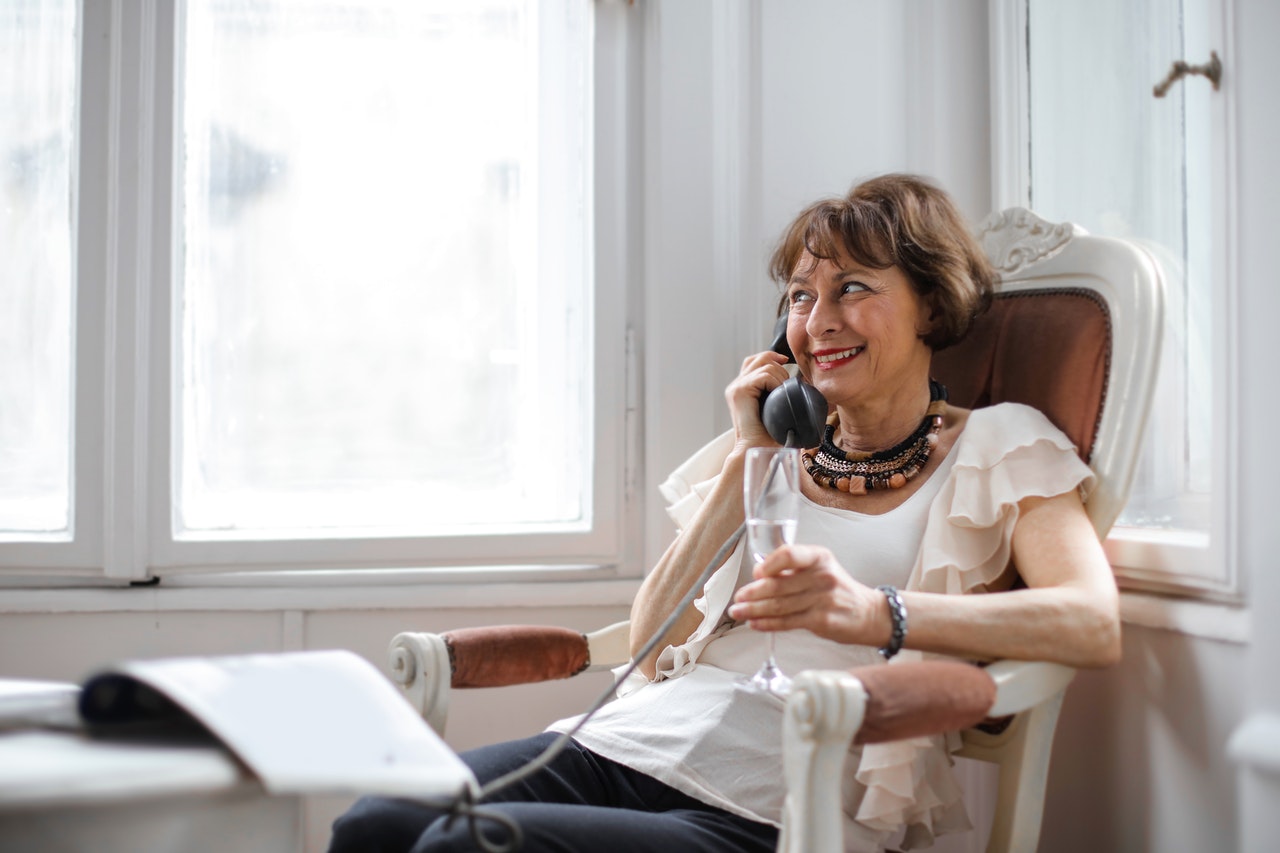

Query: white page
left=85, top=650, right=476, bottom=800
left=0, top=679, right=81, bottom=730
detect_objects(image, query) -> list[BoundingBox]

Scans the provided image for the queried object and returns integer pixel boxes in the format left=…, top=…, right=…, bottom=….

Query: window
left=0, top=0, right=75, bottom=539
left=0, top=0, right=634, bottom=580
left=992, top=0, right=1235, bottom=597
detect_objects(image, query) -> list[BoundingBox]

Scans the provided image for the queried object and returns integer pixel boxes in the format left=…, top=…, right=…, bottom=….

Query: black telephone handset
left=759, top=314, right=828, bottom=448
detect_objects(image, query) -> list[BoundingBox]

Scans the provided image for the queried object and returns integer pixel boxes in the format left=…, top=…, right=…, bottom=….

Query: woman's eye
left=841, top=281, right=869, bottom=295
left=789, top=291, right=814, bottom=306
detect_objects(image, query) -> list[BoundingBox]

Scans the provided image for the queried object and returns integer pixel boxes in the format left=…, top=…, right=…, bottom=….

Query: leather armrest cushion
left=442, top=625, right=591, bottom=688
left=852, top=661, right=997, bottom=745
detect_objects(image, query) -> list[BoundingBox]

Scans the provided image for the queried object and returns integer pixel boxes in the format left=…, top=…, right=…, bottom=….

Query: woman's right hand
left=726, top=350, right=792, bottom=449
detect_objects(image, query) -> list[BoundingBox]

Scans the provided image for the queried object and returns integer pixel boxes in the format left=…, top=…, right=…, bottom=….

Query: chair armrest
left=388, top=624, right=618, bottom=734
left=851, top=661, right=998, bottom=744
left=584, top=620, right=632, bottom=672
left=777, top=660, right=1075, bottom=853
left=981, top=659, right=1075, bottom=717
left=780, top=661, right=997, bottom=853
left=442, top=625, right=591, bottom=687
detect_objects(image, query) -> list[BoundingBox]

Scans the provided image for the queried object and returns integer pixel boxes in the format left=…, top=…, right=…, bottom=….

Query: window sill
left=1106, top=525, right=1237, bottom=600
left=1119, top=590, right=1250, bottom=645
left=0, top=568, right=641, bottom=614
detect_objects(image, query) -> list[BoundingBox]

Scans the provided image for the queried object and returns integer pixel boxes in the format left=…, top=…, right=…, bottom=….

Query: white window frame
left=0, top=0, right=640, bottom=584
left=988, top=0, right=1239, bottom=600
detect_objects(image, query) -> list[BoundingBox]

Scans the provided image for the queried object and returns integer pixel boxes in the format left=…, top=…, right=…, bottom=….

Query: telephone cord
left=438, top=521, right=748, bottom=852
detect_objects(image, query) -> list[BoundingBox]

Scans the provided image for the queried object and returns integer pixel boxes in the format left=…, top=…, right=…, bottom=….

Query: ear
left=915, top=302, right=938, bottom=340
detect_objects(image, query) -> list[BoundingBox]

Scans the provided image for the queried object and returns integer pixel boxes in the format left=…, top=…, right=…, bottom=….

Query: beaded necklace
left=801, top=380, right=948, bottom=495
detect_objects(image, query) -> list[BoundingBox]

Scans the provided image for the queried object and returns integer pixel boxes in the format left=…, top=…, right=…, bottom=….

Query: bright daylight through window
left=178, top=0, right=593, bottom=539
left=0, top=0, right=75, bottom=539
left=1027, top=0, right=1213, bottom=538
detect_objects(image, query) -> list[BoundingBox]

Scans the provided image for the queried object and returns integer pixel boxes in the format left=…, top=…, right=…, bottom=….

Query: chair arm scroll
left=389, top=631, right=452, bottom=734
left=780, top=670, right=868, bottom=853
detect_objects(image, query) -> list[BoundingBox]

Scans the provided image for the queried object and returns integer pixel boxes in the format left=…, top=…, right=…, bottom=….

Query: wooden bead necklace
left=801, top=380, right=948, bottom=495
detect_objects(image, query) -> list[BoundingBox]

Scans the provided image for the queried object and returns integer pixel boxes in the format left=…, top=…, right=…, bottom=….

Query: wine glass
left=741, top=446, right=801, bottom=696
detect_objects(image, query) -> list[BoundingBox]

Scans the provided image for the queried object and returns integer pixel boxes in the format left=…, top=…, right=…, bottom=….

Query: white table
left=0, top=663, right=476, bottom=853
left=0, top=729, right=300, bottom=853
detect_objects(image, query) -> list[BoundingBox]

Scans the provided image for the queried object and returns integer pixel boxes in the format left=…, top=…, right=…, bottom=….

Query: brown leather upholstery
left=932, top=289, right=1110, bottom=463
left=443, top=625, right=591, bottom=688
left=852, top=661, right=997, bottom=745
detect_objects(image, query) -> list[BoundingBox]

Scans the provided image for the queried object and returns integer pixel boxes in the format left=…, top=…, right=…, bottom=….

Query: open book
left=53, top=649, right=477, bottom=801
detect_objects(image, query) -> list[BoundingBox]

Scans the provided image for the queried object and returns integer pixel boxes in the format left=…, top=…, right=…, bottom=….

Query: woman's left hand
left=727, top=544, right=888, bottom=647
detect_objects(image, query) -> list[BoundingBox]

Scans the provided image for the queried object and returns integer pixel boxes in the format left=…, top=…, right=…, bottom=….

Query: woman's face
left=783, top=249, right=933, bottom=411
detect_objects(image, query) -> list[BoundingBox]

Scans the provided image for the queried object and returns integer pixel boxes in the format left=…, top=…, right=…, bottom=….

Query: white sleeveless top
left=548, top=404, right=1095, bottom=852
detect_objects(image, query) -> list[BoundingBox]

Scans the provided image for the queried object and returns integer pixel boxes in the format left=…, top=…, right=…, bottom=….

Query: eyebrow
left=839, top=264, right=878, bottom=279
left=788, top=265, right=876, bottom=288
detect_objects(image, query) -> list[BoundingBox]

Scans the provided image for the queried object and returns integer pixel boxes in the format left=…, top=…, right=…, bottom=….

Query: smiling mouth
left=813, top=346, right=863, bottom=365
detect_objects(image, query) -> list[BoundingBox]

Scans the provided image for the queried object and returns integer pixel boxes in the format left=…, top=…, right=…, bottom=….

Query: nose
left=805, top=292, right=842, bottom=339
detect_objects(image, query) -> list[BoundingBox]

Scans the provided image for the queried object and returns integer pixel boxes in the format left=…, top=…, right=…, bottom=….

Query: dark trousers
left=328, top=732, right=780, bottom=853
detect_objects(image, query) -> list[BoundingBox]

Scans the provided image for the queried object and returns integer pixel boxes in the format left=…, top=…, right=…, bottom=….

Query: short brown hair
left=769, top=173, right=996, bottom=350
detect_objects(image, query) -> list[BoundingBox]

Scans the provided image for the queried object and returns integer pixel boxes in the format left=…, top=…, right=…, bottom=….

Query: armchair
left=388, top=208, right=1163, bottom=852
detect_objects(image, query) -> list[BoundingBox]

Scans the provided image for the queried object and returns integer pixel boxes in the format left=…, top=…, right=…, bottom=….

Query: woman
left=330, top=174, right=1119, bottom=853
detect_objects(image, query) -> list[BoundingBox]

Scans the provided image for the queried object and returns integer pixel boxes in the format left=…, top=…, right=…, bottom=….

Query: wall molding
left=0, top=577, right=640, bottom=615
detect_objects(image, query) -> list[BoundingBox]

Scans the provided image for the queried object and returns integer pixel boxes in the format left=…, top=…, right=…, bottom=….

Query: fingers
left=728, top=544, right=885, bottom=644
left=739, top=349, right=791, bottom=374
left=727, top=544, right=837, bottom=626
left=726, top=353, right=793, bottom=446
left=729, top=584, right=829, bottom=626
left=752, top=542, right=828, bottom=579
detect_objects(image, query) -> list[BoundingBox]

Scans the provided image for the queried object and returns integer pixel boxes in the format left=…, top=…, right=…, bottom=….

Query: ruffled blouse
left=580, top=403, right=1095, bottom=850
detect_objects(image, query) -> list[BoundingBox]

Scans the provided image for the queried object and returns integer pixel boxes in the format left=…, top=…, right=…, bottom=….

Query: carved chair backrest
left=934, top=208, right=1163, bottom=539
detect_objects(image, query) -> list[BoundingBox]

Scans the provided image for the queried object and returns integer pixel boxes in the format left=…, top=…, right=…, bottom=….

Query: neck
left=833, top=381, right=934, bottom=453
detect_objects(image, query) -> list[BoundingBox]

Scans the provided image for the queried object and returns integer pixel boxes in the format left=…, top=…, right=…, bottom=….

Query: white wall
left=1199, top=0, right=1280, bottom=849
left=642, top=0, right=992, bottom=570
left=1046, top=625, right=1248, bottom=850
left=2, top=1, right=1276, bottom=851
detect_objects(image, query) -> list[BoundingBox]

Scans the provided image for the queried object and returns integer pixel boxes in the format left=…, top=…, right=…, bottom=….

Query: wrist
left=730, top=430, right=784, bottom=462
left=876, top=585, right=908, bottom=660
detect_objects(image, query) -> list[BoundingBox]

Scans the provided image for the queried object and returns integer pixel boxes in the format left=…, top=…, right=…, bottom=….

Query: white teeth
left=815, top=347, right=861, bottom=364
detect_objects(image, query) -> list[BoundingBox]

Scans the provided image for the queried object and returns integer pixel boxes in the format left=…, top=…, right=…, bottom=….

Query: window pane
left=179, top=0, right=592, bottom=537
left=0, top=0, right=75, bottom=536
left=1028, top=0, right=1211, bottom=533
